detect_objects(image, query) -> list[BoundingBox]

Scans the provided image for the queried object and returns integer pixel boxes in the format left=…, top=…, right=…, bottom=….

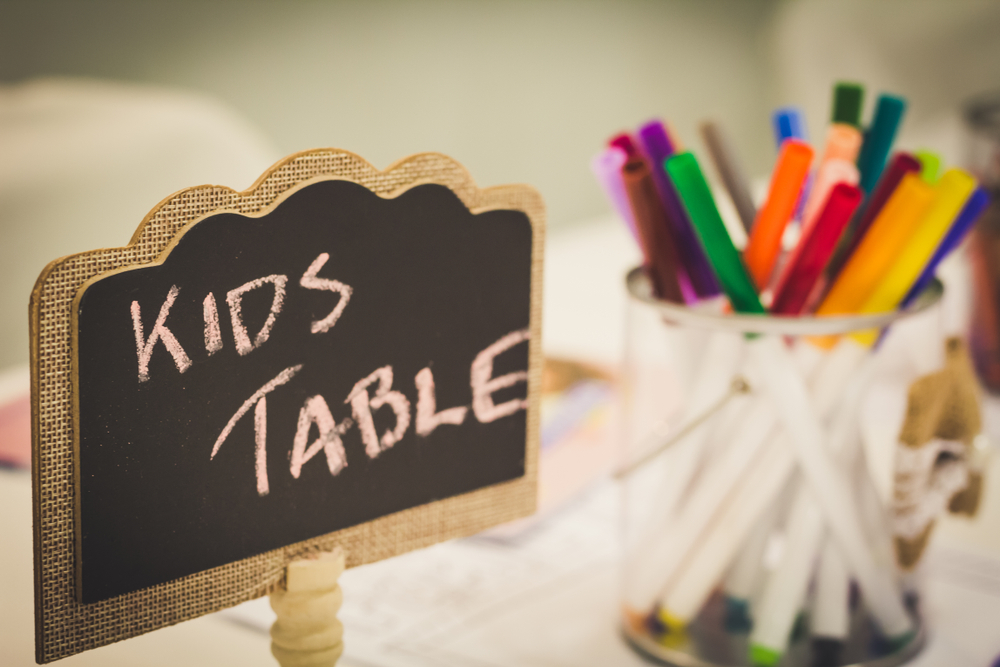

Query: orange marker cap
left=744, top=139, right=814, bottom=289
left=819, top=124, right=862, bottom=165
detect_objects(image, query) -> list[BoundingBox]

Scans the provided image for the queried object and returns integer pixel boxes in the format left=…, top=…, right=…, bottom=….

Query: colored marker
left=665, top=152, right=765, bottom=314
left=903, top=187, right=991, bottom=306
left=822, top=153, right=923, bottom=291
left=857, top=94, right=907, bottom=193
left=773, top=106, right=808, bottom=147
left=590, top=147, right=639, bottom=243
left=750, top=358, right=878, bottom=665
left=625, top=329, right=745, bottom=613
left=664, top=151, right=915, bottom=643
left=637, top=120, right=721, bottom=298
left=750, top=182, right=973, bottom=660
left=849, top=169, right=976, bottom=343
left=751, top=477, right=824, bottom=665
left=771, top=108, right=812, bottom=224
left=800, top=157, right=860, bottom=228
left=700, top=120, right=758, bottom=234
left=621, top=157, right=692, bottom=303
left=609, top=131, right=639, bottom=158
left=772, top=183, right=863, bottom=315
left=744, top=139, right=814, bottom=290
left=811, top=534, right=851, bottom=650
left=818, top=123, right=863, bottom=167
left=760, top=179, right=978, bottom=657
left=832, top=82, right=864, bottom=127
left=915, top=149, right=942, bottom=184
left=816, top=173, right=935, bottom=317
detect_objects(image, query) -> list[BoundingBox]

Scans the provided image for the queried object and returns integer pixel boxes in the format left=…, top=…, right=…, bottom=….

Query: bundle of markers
left=594, top=82, right=991, bottom=666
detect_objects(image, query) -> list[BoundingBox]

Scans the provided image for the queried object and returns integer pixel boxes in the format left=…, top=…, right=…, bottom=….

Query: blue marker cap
left=772, top=107, right=807, bottom=149
left=857, top=94, right=907, bottom=194
left=902, top=187, right=991, bottom=306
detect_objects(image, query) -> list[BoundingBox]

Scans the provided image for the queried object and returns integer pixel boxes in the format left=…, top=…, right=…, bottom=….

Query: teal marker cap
left=857, top=94, right=907, bottom=194
left=664, top=152, right=765, bottom=315
left=832, top=82, right=864, bottom=127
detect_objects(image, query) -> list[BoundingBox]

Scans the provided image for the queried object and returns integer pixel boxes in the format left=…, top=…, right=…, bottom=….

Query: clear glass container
left=619, top=267, right=944, bottom=667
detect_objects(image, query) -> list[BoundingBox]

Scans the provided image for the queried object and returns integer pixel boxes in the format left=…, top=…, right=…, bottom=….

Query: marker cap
left=745, top=138, right=814, bottom=289
left=665, top=152, right=765, bottom=314
left=832, top=82, right=865, bottom=127
left=857, top=94, right=907, bottom=193
left=773, top=106, right=808, bottom=148
left=636, top=120, right=722, bottom=299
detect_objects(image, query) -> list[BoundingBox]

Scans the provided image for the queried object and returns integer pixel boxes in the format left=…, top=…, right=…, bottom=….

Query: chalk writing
left=131, top=285, right=192, bottom=383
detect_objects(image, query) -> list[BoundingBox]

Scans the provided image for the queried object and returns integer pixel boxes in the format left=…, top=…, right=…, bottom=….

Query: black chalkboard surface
left=75, top=179, right=532, bottom=603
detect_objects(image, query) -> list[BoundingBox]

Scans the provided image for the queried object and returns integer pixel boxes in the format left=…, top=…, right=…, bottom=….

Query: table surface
left=3, top=218, right=1000, bottom=667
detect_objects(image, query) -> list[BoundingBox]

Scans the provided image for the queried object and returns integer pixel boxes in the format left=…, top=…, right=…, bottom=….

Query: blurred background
left=3, top=0, right=1000, bottom=368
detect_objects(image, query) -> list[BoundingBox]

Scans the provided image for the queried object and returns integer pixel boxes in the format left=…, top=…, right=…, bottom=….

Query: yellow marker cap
left=654, top=607, right=689, bottom=648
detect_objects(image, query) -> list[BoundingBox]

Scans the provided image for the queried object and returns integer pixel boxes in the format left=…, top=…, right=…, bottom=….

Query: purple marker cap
left=902, top=187, right=991, bottom=307
left=591, top=147, right=640, bottom=244
left=637, top=120, right=721, bottom=298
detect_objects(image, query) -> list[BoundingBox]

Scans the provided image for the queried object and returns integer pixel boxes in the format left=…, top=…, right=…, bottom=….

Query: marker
left=915, top=149, right=942, bottom=184
left=637, top=120, right=721, bottom=298
left=665, top=152, right=765, bottom=314
left=590, top=147, right=640, bottom=243
left=751, top=477, right=824, bottom=665
left=620, top=157, right=692, bottom=303
left=849, top=169, right=976, bottom=347
left=772, top=107, right=808, bottom=147
left=743, top=139, right=814, bottom=290
left=811, top=533, right=851, bottom=655
left=800, top=157, right=860, bottom=228
left=821, top=153, right=923, bottom=295
left=831, top=82, right=864, bottom=127
left=625, top=329, right=745, bottom=613
left=609, top=131, right=639, bottom=157
left=760, top=180, right=977, bottom=657
left=771, top=108, right=812, bottom=222
left=723, top=492, right=786, bottom=632
left=816, top=173, right=935, bottom=317
left=903, top=187, right=991, bottom=306
left=658, top=432, right=797, bottom=639
left=857, top=94, right=907, bottom=193
left=750, top=357, right=879, bottom=665
left=700, top=120, right=758, bottom=234
left=660, top=154, right=913, bottom=638
left=772, top=183, right=863, bottom=316
left=663, top=152, right=915, bottom=642
left=746, top=335, right=915, bottom=641
left=818, top=123, right=863, bottom=167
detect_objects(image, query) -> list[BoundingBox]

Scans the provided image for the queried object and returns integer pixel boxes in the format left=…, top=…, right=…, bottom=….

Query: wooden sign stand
left=270, top=549, right=346, bottom=666
left=30, top=149, right=544, bottom=663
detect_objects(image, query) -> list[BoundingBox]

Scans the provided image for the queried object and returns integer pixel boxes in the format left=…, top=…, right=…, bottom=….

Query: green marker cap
left=832, top=82, right=864, bottom=127
left=748, top=643, right=781, bottom=667
left=664, top=152, right=765, bottom=315
left=914, top=149, right=941, bottom=184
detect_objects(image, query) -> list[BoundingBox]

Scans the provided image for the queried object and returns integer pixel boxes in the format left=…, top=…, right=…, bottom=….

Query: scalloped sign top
left=74, top=179, right=533, bottom=602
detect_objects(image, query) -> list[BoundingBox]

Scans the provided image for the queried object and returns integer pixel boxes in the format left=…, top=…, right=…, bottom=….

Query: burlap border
left=29, top=149, right=544, bottom=663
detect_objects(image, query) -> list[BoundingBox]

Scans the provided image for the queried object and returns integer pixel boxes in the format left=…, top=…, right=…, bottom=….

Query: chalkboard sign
left=31, top=150, right=543, bottom=662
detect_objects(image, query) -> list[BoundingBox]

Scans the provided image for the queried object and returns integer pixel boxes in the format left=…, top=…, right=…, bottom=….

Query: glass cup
left=618, top=267, right=944, bottom=667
